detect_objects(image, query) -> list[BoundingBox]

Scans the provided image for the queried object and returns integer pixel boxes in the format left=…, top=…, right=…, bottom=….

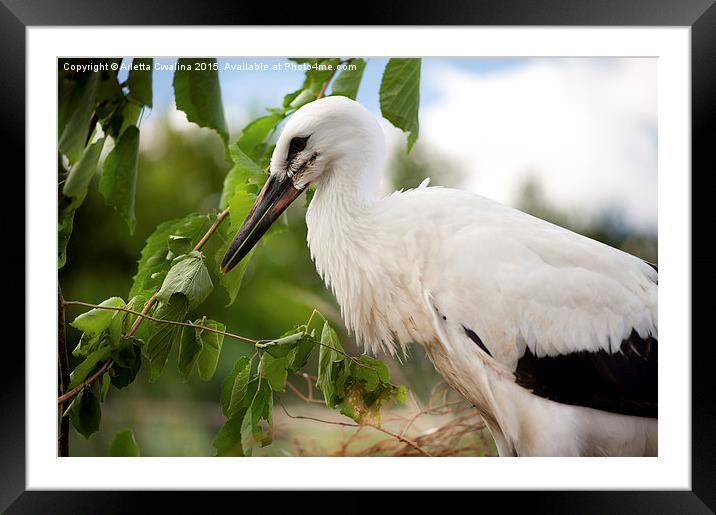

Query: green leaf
left=315, top=321, right=344, bottom=407
left=70, top=297, right=125, bottom=334
left=127, top=58, right=153, bottom=107
left=109, top=429, right=141, bottom=457
left=302, top=58, right=341, bottom=95
left=240, top=410, right=255, bottom=456
left=351, top=355, right=389, bottom=392
left=95, top=60, right=123, bottom=107
left=255, top=330, right=316, bottom=373
left=58, top=71, right=99, bottom=164
left=109, top=344, right=142, bottom=390
left=167, top=235, right=192, bottom=259
left=63, top=137, right=106, bottom=200
left=249, top=379, right=273, bottom=447
left=282, top=88, right=303, bottom=109
left=100, top=125, right=140, bottom=233
left=129, top=213, right=209, bottom=299
left=220, top=356, right=252, bottom=418
left=379, top=58, right=421, bottom=152
left=337, top=355, right=406, bottom=423
left=220, top=145, right=266, bottom=209
left=111, top=337, right=142, bottom=368
left=72, top=331, right=105, bottom=358
left=156, top=251, right=213, bottom=310
left=212, top=408, right=248, bottom=457
left=144, top=293, right=188, bottom=382
left=118, top=102, right=143, bottom=137
left=288, top=332, right=317, bottom=373
left=195, top=319, right=225, bottom=381
left=177, top=323, right=201, bottom=379
left=255, top=332, right=303, bottom=358
left=237, top=114, right=283, bottom=158
left=214, top=375, right=260, bottom=456
left=173, top=58, right=228, bottom=144
left=68, top=347, right=112, bottom=389
left=58, top=200, right=77, bottom=269
left=69, top=390, right=101, bottom=439
left=58, top=137, right=107, bottom=268
left=100, top=372, right=111, bottom=401
left=288, top=88, right=315, bottom=110
left=260, top=352, right=290, bottom=392
left=214, top=185, right=258, bottom=306
left=330, top=58, right=366, bottom=100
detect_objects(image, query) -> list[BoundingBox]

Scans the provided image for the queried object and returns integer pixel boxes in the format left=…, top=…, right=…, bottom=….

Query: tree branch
left=194, top=208, right=229, bottom=252
left=62, top=300, right=265, bottom=345
left=316, top=61, right=344, bottom=100
left=57, top=287, right=70, bottom=456
left=57, top=359, right=113, bottom=405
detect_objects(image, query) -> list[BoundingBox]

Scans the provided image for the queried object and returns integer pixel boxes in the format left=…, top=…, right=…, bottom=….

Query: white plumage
left=223, top=96, right=658, bottom=456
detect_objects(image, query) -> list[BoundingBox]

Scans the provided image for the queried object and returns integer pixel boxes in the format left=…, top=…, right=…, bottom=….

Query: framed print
left=5, top=0, right=715, bottom=511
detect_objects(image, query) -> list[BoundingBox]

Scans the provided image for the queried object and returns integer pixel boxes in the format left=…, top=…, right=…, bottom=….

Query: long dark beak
left=220, top=174, right=303, bottom=273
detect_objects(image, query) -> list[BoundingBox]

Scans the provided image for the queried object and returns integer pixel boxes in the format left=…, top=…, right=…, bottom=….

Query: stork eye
left=288, top=136, right=309, bottom=157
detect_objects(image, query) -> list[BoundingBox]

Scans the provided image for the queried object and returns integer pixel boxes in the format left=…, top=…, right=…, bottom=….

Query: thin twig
left=316, top=61, right=344, bottom=100
left=128, top=293, right=157, bottom=336
left=62, top=300, right=265, bottom=344
left=57, top=359, right=112, bottom=405
left=286, top=381, right=324, bottom=404
left=278, top=398, right=432, bottom=457
left=194, top=208, right=230, bottom=252
left=302, top=372, right=314, bottom=401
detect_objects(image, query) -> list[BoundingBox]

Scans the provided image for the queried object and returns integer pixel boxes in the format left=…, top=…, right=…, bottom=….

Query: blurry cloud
left=413, top=58, right=657, bottom=231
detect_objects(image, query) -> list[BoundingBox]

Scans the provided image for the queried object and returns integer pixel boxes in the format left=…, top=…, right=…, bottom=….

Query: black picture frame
left=4, top=0, right=714, bottom=512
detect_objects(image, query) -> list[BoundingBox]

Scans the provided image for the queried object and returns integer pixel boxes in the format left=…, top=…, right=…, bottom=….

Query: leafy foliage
left=380, top=58, right=422, bottom=152
left=316, top=321, right=405, bottom=423
left=156, top=250, right=213, bottom=310
left=58, top=71, right=100, bottom=165
left=173, top=58, right=229, bottom=144
left=68, top=390, right=102, bottom=439
left=58, top=57, right=153, bottom=262
left=212, top=314, right=405, bottom=456
left=144, top=292, right=189, bottom=382
left=179, top=317, right=225, bottom=381
left=59, top=56, right=421, bottom=456
left=126, top=58, right=153, bottom=108
left=100, top=126, right=140, bottom=233
left=129, top=213, right=209, bottom=299
left=331, top=58, right=367, bottom=100
left=58, top=137, right=106, bottom=268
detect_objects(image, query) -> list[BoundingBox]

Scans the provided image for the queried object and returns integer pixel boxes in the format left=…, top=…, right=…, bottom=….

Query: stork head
left=220, top=96, right=384, bottom=273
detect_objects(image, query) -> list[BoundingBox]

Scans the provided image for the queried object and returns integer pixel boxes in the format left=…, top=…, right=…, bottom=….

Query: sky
left=136, top=57, right=657, bottom=233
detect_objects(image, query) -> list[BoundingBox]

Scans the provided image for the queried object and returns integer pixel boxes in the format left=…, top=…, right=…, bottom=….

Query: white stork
left=221, top=96, right=658, bottom=457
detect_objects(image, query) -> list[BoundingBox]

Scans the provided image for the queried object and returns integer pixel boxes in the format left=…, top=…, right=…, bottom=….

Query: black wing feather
left=513, top=329, right=657, bottom=418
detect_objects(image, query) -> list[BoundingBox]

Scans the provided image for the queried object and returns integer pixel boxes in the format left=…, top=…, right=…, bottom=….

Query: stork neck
left=315, top=159, right=381, bottom=208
